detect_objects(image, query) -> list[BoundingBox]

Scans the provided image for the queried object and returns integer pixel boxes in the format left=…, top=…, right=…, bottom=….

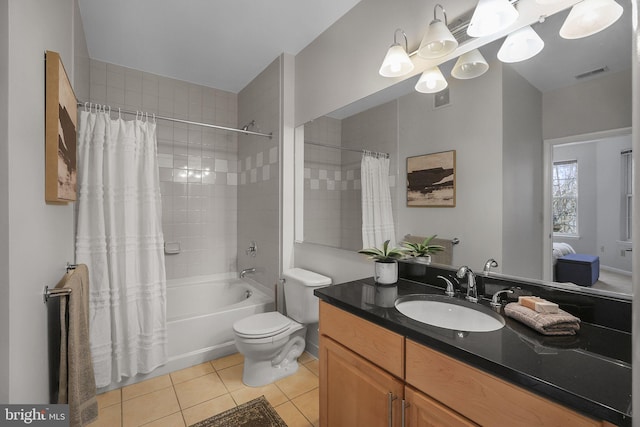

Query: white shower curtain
left=75, top=110, right=168, bottom=388
left=361, top=151, right=396, bottom=249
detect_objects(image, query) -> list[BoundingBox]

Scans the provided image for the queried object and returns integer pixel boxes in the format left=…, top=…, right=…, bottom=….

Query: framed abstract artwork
left=406, top=150, right=456, bottom=207
left=45, top=50, right=77, bottom=203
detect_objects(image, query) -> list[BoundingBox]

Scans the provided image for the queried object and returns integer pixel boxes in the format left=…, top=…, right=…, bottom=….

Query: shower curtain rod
left=76, top=101, right=273, bottom=139
left=305, top=140, right=390, bottom=159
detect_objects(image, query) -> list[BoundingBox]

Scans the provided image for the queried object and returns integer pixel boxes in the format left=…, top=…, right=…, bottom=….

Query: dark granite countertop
left=315, top=277, right=632, bottom=427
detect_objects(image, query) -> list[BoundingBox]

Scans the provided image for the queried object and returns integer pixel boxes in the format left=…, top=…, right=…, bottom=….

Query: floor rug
left=189, top=395, right=288, bottom=427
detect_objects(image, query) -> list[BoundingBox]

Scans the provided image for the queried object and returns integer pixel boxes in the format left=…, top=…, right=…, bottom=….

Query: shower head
left=241, top=120, right=256, bottom=132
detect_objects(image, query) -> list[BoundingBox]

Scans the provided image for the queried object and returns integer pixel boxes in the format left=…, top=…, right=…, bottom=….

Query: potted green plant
left=402, top=235, right=445, bottom=265
left=358, top=240, right=406, bottom=284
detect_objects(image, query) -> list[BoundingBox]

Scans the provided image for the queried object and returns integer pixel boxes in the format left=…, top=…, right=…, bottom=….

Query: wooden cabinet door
left=320, top=335, right=404, bottom=427
left=405, top=386, right=478, bottom=427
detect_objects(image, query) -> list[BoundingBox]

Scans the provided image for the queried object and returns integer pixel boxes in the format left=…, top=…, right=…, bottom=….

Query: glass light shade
left=451, top=49, right=489, bottom=79
left=415, top=67, right=448, bottom=93
left=559, top=0, right=623, bottom=39
left=497, top=26, right=544, bottom=63
left=418, top=19, right=459, bottom=59
left=379, top=43, right=414, bottom=77
left=467, top=0, right=519, bottom=38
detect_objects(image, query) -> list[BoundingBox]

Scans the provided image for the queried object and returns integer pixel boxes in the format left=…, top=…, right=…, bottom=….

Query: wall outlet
left=600, top=246, right=605, bottom=252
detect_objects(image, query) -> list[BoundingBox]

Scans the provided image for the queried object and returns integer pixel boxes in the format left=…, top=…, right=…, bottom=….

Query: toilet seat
left=233, top=311, right=293, bottom=339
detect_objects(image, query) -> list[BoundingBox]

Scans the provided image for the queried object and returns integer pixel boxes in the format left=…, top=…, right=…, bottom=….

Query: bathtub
left=166, top=274, right=274, bottom=363
left=97, top=274, right=273, bottom=392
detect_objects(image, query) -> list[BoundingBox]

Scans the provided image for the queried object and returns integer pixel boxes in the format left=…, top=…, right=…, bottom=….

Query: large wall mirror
left=297, top=0, right=633, bottom=297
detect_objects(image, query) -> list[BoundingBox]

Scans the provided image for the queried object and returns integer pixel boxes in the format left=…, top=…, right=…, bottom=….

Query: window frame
left=552, top=159, right=579, bottom=237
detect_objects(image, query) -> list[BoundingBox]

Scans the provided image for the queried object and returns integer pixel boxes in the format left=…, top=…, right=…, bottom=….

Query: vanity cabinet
left=319, top=301, right=616, bottom=427
left=404, top=386, right=478, bottom=427
left=319, top=301, right=405, bottom=427
left=320, top=336, right=404, bottom=426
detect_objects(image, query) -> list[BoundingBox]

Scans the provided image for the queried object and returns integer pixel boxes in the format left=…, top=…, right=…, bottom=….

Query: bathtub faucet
left=240, top=268, right=256, bottom=278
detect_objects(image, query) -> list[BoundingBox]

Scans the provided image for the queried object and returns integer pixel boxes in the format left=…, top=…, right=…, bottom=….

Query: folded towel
left=55, top=264, right=98, bottom=426
left=504, top=302, right=580, bottom=336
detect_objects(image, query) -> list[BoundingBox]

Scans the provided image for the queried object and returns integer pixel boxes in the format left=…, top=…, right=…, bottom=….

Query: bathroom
left=1, top=0, right=638, bottom=426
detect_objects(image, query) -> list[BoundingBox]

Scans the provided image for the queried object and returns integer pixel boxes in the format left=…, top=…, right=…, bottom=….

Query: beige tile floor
left=88, top=352, right=320, bottom=427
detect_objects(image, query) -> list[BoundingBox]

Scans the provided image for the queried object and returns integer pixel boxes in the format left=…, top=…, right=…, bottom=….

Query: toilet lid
left=233, top=312, right=292, bottom=338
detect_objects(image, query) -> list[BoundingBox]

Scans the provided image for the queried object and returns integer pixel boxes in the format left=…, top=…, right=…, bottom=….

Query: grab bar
left=43, top=263, right=76, bottom=303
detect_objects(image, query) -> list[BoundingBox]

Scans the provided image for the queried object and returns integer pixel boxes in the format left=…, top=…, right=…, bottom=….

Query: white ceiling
left=78, top=0, right=361, bottom=93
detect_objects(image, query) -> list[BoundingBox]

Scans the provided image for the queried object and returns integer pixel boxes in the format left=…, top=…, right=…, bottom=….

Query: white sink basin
left=395, top=294, right=505, bottom=332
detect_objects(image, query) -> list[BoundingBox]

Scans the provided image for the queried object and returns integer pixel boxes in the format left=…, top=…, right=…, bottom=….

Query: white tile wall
left=303, top=102, right=398, bottom=251
left=237, top=57, right=281, bottom=292
left=90, top=59, right=239, bottom=280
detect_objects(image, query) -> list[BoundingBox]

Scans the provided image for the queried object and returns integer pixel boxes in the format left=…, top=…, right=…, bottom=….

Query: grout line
left=96, top=352, right=318, bottom=426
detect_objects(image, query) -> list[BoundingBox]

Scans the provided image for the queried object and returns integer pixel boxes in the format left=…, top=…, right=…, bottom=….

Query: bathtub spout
left=240, top=268, right=256, bottom=278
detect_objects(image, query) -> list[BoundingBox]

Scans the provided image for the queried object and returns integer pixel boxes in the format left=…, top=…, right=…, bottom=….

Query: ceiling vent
left=575, top=66, right=609, bottom=80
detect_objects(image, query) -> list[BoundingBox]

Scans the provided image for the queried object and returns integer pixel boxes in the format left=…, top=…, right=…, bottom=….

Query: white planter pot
left=374, top=261, right=398, bottom=285
left=414, top=255, right=432, bottom=265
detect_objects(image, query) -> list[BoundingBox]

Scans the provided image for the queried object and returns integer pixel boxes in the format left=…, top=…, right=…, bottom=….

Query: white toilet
left=232, top=268, right=331, bottom=387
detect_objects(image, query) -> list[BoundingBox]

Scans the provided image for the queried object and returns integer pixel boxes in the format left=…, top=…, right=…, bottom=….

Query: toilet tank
left=283, top=268, right=331, bottom=324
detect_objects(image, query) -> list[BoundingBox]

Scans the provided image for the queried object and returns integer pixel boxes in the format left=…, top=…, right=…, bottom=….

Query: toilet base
left=242, top=357, right=300, bottom=387
left=240, top=332, right=306, bottom=387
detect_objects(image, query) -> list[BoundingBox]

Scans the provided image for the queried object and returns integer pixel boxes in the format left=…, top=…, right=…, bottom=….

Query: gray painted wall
left=543, top=69, right=632, bottom=140
left=502, top=65, right=543, bottom=279
left=397, top=62, right=504, bottom=270
left=4, top=0, right=88, bottom=402
left=0, top=0, right=10, bottom=404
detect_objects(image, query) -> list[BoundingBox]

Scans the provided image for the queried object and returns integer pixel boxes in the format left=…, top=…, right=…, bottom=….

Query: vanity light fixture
left=559, top=0, right=623, bottom=39
left=415, top=66, right=448, bottom=93
left=418, top=4, right=459, bottom=59
left=451, top=49, right=489, bottom=79
left=497, top=25, right=544, bottom=63
left=467, top=0, right=520, bottom=38
left=379, top=29, right=415, bottom=77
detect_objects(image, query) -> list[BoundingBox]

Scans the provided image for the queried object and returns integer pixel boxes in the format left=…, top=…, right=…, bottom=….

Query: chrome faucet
left=240, top=268, right=256, bottom=278
left=456, top=266, right=477, bottom=303
left=483, top=258, right=498, bottom=274
left=437, top=275, right=456, bottom=297
left=490, top=289, right=514, bottom=308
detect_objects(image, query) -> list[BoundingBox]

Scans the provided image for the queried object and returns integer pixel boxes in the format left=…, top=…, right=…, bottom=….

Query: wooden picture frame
left=407, top=150, right=456, bottom=207
left=45, top=50, right=77, bottom=203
